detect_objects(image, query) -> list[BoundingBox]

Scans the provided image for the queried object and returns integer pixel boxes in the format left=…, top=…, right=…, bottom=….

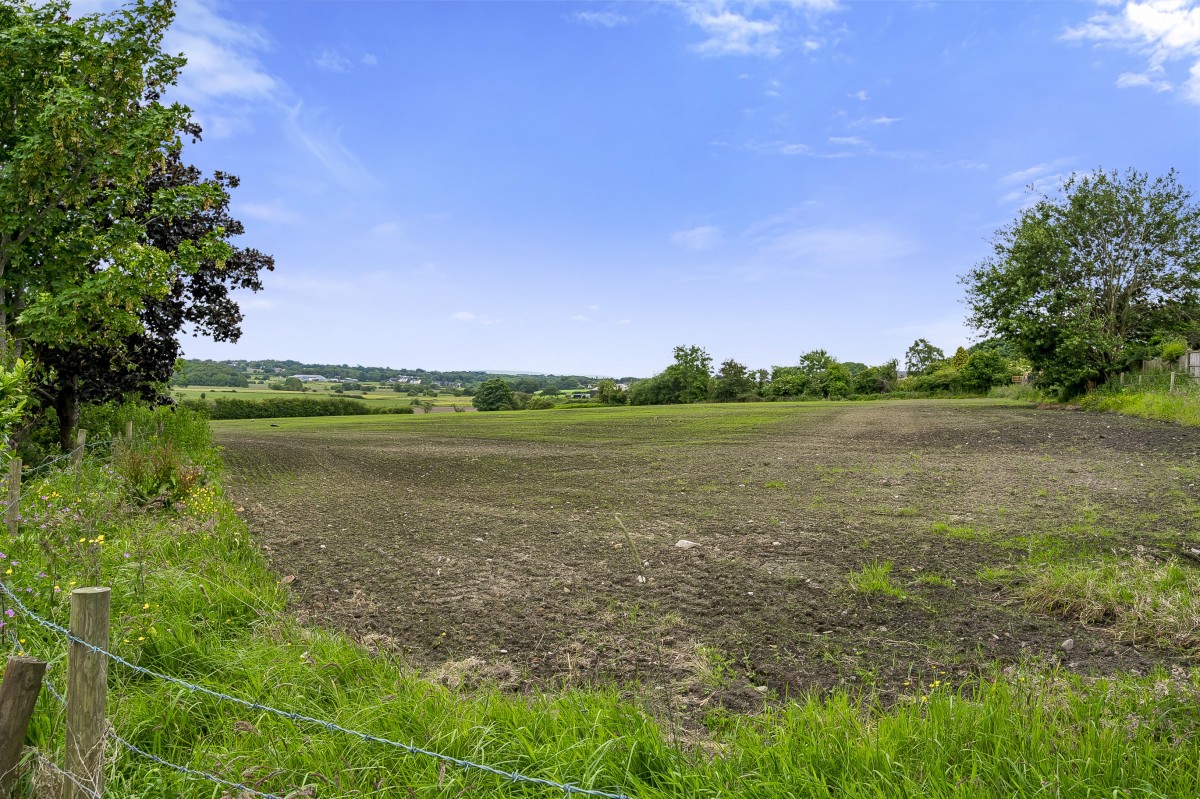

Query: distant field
left=216, top=400, right=1200, bottom=714
left=174, top=384, right=473, bottom=409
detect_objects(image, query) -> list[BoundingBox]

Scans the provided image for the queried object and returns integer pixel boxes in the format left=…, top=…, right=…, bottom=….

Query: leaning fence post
left=62, top=588, right=109, bottom=799
left=72, top=431, right=87, bottom=468
left=0, top=656, right=47, bottom=799
left=4, top=460, right=19, bottom=538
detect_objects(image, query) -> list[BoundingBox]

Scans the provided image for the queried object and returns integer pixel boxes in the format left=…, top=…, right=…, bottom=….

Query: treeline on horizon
left=170, top=358, right=634, bottom=392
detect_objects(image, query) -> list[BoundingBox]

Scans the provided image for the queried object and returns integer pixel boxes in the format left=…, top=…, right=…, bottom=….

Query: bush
left=180, top=397, right=414, bottom=420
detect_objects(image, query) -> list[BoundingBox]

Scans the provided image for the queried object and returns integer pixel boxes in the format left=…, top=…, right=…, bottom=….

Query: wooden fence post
left=1170, top=371, right=1176, bottom=392
left=4, top=460, right=18, bottom=538
left=72, top=431, right=87, bottom=468
left=1119, top=372, right=1125, bottom=387
left=0, top=657, right=47, bottom=799
left=61, top=588, right=109, bottom=799
left=124, top=421, right=133, bottom=443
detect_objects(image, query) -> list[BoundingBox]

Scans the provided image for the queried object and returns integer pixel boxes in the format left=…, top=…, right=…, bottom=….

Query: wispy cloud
left=167, top=25, right=276, bottom=103
left=284, top=103, right=372, bottom=188
left=315, top=48, right=352, bottom=73
left=360, top=53, right=378, bottom=66
left=850, top=89, right=869, bottom=100
left=1062, top=0, right=1200, bottom=102
left=680, top=0, right=840, bottom=58
left=238, top=202, right=300, bottom=223
left=829, top=135, right=867, bottom=146
left=999, top=157, right=1074, bottom=185
left=672, top=225, right=725, bottom=251
left=1116, top=69, right=1174, bottom=90
left=451, top=311, right=477, bottom=322
left=869, top=115, right=902, bottom=125
left=731, top=218, right=922, bottom=281
left=570, top=10, right=630, bottom=28
left=998, top=158, right=1075, bottom=204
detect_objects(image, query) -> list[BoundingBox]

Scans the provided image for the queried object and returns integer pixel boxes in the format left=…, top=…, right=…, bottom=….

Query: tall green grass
left=1079, top=372, right=1200, bottom=426
left=2, top=405, right=1198, bottom=797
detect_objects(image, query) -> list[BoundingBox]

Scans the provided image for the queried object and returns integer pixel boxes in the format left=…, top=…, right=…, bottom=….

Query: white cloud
left=570, top=10, right=630, bottom=28
left=1116, top=69, right=1174, bottom=90
left=672, top=225, right=725, bottom=250
left=284, top=103, right=372, bottom=188
left=851, top=89, right=869, bottom=100
left=1062, top=0, right=1200, bottom=103
left=238, top=202, right=300, bottom=223
left=869, top=115, right=902, bottom=125
left=829, top=135, right=867, bottom=145
left=360, top=53, right=378, bottom=66
left=999, top=157, right=1075, bottom=185
left=165, top=1, right=277, bottom=104
left=451, top=311, right=477, bottom=322
left=689, top=8, right=782, bottom=57
left=315, top=49, right=351, bottom=73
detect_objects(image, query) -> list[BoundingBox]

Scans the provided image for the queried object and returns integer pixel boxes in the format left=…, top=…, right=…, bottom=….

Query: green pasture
left=175, top=384, right=471, bottom=408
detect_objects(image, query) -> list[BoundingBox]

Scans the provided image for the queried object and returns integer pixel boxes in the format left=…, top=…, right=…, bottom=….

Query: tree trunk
left=55, top=372, right=78, bottom=453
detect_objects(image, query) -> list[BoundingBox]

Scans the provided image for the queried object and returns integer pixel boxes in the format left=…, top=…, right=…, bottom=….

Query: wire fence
left=0, top=577, right=635, bottom=799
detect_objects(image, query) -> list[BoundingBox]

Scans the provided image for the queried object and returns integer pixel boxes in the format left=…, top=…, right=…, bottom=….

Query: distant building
left=292, top=374, right=327, bottom=382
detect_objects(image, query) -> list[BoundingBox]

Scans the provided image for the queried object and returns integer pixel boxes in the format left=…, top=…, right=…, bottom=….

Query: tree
left=0, top=2, right=237, bottom=448
left=711, top=358, right=754, bottom=402
left=959, top=350, right=1011, bottom=393
left=963, top=168, right=1200, bottom=397
left=472, top=378, right=515, bottom=411
left=31, top=147, right=273, bottom=448
left=629, top=346, right=712, bottom=406
left=595, top=379, right=626, bottom=405
left=904, top=339, right=944, bottom=375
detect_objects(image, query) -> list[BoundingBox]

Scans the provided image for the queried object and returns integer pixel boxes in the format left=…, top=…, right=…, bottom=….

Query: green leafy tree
left=963, top=168, right=1200, bottom=397
left=711, top=358, right=754, bottom=402
left=768, top=366, right=808, bottom=397
left=595, top=379, right=626, bottom=405
left=904, top=339, right=944, bottom=375
left=951, top=347, right=970, bottom=368
left=629, top=346, right=712, bottom=406
left=0, top=1, right=236, bottom=448
left=959, top=350, right=1012, bottom=393
left=472, top=378, right=516, bottom=411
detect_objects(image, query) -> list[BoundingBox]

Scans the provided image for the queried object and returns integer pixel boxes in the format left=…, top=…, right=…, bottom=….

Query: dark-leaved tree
left=32, top=143, right=274, bottom=449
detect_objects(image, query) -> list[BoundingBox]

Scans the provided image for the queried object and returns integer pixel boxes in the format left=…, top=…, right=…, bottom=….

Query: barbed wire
left=16, top=632, right=289, bottom=799
left=35, top=752, right=105, bottom=799
left=0, top=579, right=635, bottom=799
left=108, top=731, right=288, bottom=799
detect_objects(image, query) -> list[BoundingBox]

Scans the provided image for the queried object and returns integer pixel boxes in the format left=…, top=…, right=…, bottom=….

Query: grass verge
left=0, top=405, right=1197, bottom=797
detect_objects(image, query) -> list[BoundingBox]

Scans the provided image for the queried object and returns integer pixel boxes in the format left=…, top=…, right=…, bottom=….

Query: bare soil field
left=215, top=400, right=1200, bottom=714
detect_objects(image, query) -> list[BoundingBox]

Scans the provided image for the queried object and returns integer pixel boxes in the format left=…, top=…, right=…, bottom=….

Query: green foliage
left=905, top=339, right=944, bottom=375
left=1160, top=336, right=1189, bottom=361
left=964, top=168, right=1200, bottom=398
left=0, top=358, right=29, bottom=445
left=595, top=379, right=627, bottom=405
left=171, top=360, right=249, bottom=388
left=959, top=349, right=1012, bottom=392
left=0, top=1, right=230, bottom=353
left=472, top=378, right=516, bottom=411
left=180, top=397, right=414, bottom=420
left=629, top=346, right=712, bottom=406
left=710, top=358, right=755, bottom=402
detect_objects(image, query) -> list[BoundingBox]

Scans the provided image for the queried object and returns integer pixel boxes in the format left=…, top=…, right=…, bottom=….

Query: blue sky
left=80, top=1, right=1200, bottom=376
